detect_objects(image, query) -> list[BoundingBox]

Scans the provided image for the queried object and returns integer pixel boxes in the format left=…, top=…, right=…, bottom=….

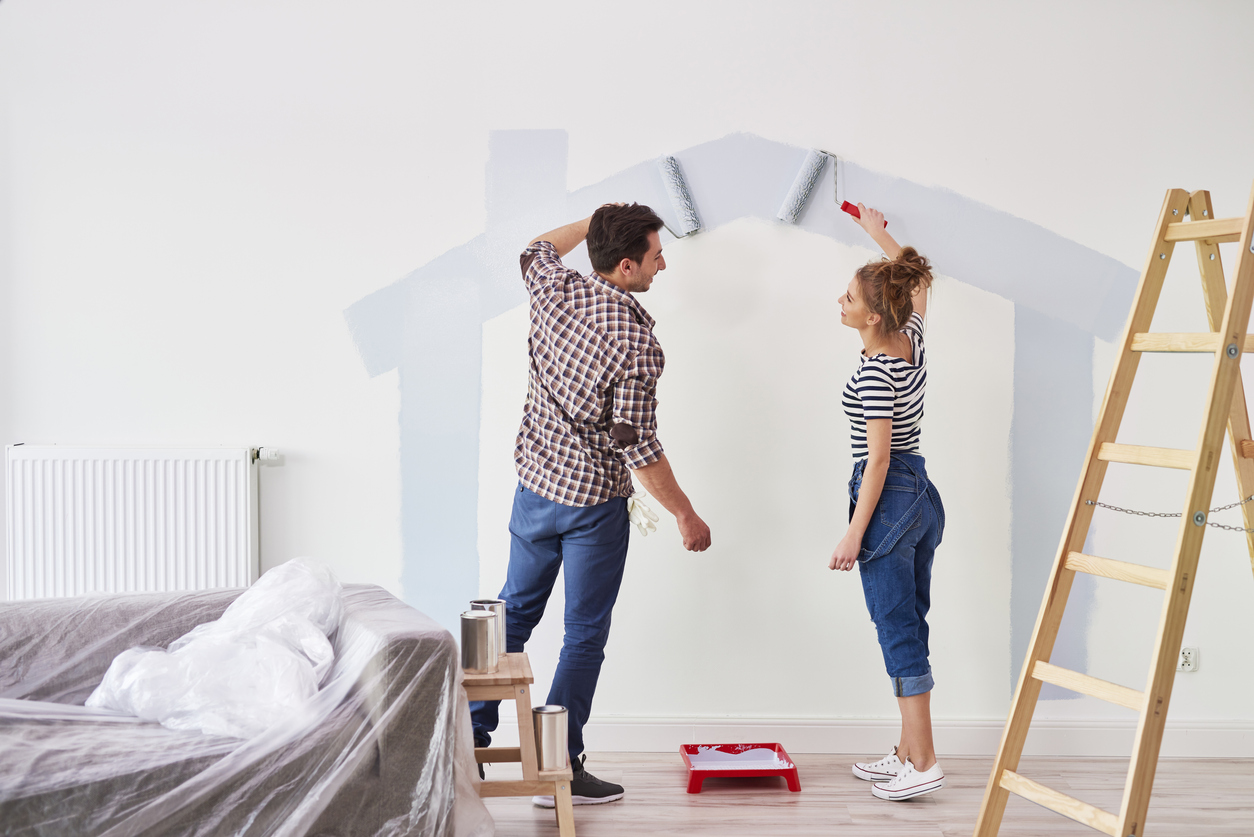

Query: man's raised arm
left=530, top=216, right=592, bottom=258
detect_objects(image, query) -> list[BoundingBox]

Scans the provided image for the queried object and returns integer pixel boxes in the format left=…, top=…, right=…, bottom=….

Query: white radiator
left=5, top=446, right=261, bottom=600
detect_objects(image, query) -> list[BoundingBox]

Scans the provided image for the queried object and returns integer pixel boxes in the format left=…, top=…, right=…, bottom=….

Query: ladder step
left=1163, top=216, right=1244, bottom=243
left=999, top=770, right=1119, bottom=837
left=1130, top=333, right=1254, bottom=353
left=1097, top=442, right=1194, bottom=470
left=1064, top=551, right=1170, bottom=589
left=1032, top=661, right=1144, bottom=710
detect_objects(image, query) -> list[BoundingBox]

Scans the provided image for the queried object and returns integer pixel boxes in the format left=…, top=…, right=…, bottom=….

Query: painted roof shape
left=345, top=130, right=1137, bottom=377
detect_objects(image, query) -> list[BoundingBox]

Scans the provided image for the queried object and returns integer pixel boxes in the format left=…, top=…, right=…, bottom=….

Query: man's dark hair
left=586, top=203, right=664, bottom=274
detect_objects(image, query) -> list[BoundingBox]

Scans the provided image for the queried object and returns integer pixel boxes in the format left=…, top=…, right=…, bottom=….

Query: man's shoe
left=871, top=759, right=945, bottom=801
left=852, top=746, right=904, bottom=781
left=532, top=755, right=625, bottom=807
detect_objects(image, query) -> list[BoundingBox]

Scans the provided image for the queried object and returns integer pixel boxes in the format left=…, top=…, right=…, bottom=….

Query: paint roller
left=776, top=148, right=887, bottom=228
left=776, top=149, right=831, bottom=223
left=656, top=156, right=701, bottom=237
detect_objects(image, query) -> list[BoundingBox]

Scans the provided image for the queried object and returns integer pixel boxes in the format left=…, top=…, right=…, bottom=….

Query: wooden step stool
left=464, top=652, right=575, bottom=836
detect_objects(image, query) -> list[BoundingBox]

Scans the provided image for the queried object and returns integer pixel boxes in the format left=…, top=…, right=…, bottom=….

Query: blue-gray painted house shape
left=344, top=130, right=1139, bottom=694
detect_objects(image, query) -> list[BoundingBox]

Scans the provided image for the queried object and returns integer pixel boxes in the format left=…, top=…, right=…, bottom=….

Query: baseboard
left=488, top=716, right=1254, bottom=758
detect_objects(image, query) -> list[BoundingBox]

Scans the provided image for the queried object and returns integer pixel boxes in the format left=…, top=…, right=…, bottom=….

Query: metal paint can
left=460, top=610, right=498, bottom=674
left=470, top=598, right=507, bottom=657
left=533, top=705, right=569, bottom=771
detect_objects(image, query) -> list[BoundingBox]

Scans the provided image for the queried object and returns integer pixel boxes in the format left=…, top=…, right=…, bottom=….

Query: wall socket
left=1177, top=646, right=1200, bottom=672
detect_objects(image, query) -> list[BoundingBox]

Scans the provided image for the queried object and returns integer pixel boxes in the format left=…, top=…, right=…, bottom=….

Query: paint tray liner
left=679, top=742, right=801, bottom=793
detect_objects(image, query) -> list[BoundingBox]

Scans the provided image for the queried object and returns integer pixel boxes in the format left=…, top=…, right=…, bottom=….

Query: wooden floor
left=482, top=752, right=1254, bottom=836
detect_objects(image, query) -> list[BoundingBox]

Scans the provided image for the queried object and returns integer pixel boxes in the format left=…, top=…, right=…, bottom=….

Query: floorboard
left=481, top=753, right=1254, bottom=836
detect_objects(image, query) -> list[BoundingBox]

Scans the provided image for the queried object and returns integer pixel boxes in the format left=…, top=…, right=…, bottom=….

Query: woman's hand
left=852, top=203, right=901, bottom=259
left=855, top=203, right=886, bottom=233
left=828, top=530, right=862, bottom=572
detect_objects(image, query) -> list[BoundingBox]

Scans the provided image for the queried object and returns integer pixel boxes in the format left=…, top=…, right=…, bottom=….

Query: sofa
left=0, top=584, right=492, bottom=837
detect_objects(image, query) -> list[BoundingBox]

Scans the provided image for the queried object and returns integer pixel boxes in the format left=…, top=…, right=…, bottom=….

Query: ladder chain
left=1086, top=493, right=1254, bottom=532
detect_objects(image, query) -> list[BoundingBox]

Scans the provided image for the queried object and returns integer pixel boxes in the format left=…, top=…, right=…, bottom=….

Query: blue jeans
left=470, top=484, right=630, bottom=761
left=850, top=453, right=945, bottom=698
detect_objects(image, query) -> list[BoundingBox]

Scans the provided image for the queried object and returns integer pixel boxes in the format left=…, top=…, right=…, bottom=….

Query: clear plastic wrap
left=86, top=560, right=344, bottom=739
left=0, top=570, right=494, bottom=837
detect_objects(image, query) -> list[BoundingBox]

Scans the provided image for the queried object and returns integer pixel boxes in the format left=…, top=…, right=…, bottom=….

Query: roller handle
left=841, top=201, right=887, bottom=228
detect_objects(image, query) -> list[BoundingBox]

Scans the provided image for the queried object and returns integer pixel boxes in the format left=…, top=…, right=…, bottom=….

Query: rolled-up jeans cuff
left=892, top=669, right=934, bottom=697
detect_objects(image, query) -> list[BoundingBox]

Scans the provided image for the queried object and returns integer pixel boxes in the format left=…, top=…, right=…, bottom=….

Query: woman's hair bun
left=855, top=247, right=934, bottom=333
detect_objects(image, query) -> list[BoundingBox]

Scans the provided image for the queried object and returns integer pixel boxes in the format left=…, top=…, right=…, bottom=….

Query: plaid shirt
left=514, top=241, right=666, bottom=506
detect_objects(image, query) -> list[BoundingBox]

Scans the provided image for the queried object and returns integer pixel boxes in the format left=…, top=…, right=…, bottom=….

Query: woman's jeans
left=850, top=453, right=945, bottom=698
left=470, top=484, right=630, bottom=762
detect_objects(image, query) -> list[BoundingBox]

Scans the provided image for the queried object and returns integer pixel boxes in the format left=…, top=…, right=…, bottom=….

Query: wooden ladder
left=973, top=183, right=1254, bottom=837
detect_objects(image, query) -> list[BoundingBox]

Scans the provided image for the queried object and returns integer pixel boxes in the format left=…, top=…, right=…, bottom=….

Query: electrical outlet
left=1177, top=646, right=1199, bottom=672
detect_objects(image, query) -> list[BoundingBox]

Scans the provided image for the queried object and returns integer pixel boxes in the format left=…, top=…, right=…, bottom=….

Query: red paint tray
left=679, top=743, right=801, bottom=793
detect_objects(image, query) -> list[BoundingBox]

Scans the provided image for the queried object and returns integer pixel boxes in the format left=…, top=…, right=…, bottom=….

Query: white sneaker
left=871, top=759, right=944, bottom=800
left=852, top=746, right=904, bottom=781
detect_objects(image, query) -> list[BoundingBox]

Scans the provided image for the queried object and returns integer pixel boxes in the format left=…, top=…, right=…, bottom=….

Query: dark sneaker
left=532, top=754, right=625, bottom=807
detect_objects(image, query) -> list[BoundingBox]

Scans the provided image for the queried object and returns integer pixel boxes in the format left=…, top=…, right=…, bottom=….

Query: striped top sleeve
left=842, top=312, right=927, bottom=461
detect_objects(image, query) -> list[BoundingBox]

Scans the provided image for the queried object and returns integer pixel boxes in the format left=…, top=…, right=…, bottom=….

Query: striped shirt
left=842, top=312, right=927, bottom=461
left=514, top=241, right=666, bottom=507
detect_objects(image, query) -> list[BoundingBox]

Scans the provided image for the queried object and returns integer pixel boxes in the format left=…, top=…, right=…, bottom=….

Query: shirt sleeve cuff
left=620, top=437, right=664, bottom=470
left=523, top=240, right=557, bottom=257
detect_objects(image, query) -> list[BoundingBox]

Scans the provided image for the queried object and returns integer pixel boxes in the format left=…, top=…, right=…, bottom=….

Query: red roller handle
left=841, top=201, right=887, bottom=228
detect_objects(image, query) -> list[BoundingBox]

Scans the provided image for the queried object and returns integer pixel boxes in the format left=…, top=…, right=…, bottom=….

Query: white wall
left=4, top=1, right=1254, bottom=755
left=479, top=223, right=1023, bottom=753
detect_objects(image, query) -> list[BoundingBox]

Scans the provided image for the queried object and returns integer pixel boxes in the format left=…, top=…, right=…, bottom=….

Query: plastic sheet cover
left=0, top=562, right=494, bottom=837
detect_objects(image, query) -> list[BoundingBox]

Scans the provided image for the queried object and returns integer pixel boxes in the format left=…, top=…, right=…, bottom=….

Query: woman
left=830, top=204, right=946, bottom=801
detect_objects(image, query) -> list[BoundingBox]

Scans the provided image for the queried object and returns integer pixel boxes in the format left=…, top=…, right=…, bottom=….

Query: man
left=471, top=203, right=711, bottom=806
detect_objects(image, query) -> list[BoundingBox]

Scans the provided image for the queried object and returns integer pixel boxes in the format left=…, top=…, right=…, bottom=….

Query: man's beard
left=628, top=277, right=652, bottom=293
